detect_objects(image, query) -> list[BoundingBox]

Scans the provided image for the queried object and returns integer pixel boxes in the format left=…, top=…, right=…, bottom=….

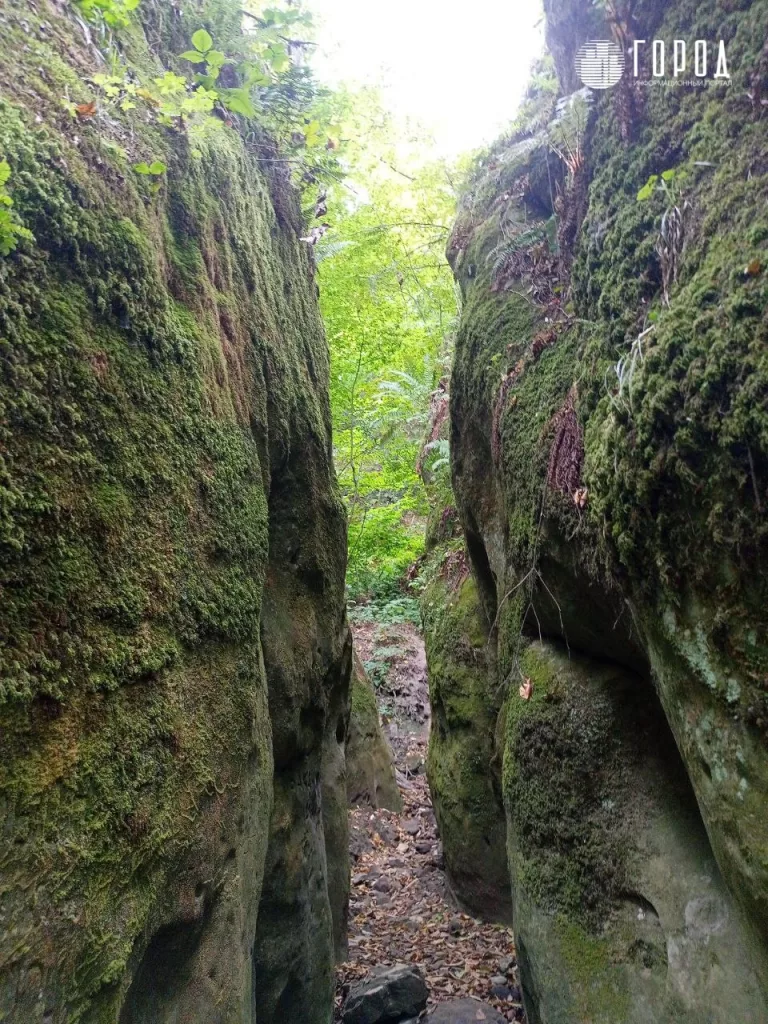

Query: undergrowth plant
left=0, top=160, right=33, bottom=255
left=637, top=168, right=690, bottom=305
left=65, top=0, right=341, bottom=189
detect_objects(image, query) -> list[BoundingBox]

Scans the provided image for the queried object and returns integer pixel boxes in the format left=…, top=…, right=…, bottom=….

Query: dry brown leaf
left=745, top=258, right=763, bottom=277
left=75, top=101, right=97, bottom=119
left=573, top=487, right=588, bottom=509
left=519, top=679, right=533, bottom=700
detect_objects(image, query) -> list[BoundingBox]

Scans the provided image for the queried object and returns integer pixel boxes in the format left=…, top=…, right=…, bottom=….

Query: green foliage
left=349, top=596, right=421, bottom=626
left=636, top=167, right=684, bottom=202
left=133, top=160, right=167, bottom=175
left=547, top=90, right=592, bottom=179
left=73, top=0, right=141, bottom=30
left=0, top=159, right=33, bottom=256
left=316, top=88, right=459, bottom=600
left=80, top=0, right=340, bottom=183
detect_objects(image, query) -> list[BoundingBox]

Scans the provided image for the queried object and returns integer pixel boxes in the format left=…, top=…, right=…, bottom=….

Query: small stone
left=448, top=917, right=463, bottom=936
left=490, top=975, right=507, bottom=988
left=372, top=875, right=392, bottom=893
left=498, top=955, right=515, bottom=975
left=490, top=983, right=512, bottom=999
left=415, top=841, right=431, bottom=854
left=403, top=819, right=421, bottom=836
left=352, top=873, right=368, bottom=886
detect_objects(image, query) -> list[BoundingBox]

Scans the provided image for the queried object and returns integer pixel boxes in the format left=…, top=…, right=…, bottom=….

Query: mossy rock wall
left=346, top=651, right=402, bottom=813
left=445, top=0, right=768, bottom=1019
left=422, top=568, right=511, bottom=923
left=0, top=1, right=350, bottom=1021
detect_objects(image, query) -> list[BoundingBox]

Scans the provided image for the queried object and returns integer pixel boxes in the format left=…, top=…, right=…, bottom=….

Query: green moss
left=555, top=918, right=631, bottom=1023
left=0, top=0, right=341, bottom=1016
left=503, top=644, right=629, bottom=931
left=422, top=570, right=511, bottom=919
left=351, top=671, right=378, bottom=719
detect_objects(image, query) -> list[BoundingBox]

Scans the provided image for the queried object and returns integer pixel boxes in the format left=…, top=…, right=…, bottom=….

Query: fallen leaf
left=745, top=259, right=763, bottom=277
left=75, top=101, right=97, bottom=119
left=519, top=679, right=533, bottom=701
left=573, top=487, right=588, bottom=509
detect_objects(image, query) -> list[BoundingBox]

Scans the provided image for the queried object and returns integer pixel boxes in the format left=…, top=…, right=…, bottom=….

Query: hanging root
left=547, top=385, right=585, bottom=500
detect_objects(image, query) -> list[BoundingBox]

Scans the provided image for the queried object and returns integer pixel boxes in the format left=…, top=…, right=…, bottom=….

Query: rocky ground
left=336, top=620, right=526, bottom=1022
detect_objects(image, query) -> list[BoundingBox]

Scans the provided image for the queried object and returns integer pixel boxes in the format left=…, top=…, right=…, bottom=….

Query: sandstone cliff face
left=0, top=2, right=350, bottom=1021
left=430, top=0, right=768, bottom=1019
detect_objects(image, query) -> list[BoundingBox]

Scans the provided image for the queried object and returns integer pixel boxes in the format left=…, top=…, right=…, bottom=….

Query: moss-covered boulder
left=443, top=0, right=768, bottom=1018
left=507, top=642, right=768, bottom=1024
left=423, top=569, right=511, bottom=922
left=418, top=384, right=511, bottom=921
left=0, top=1, right=350, bottom=1021
left=346, top=651, right=402, bottom=812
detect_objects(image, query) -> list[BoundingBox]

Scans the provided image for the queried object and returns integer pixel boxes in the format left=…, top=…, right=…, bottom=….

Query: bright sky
left=307, top=0, right=545, bottom=157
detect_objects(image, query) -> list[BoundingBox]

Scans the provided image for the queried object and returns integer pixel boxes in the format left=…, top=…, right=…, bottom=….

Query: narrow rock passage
left=336, top=620, right=526, bottom=1022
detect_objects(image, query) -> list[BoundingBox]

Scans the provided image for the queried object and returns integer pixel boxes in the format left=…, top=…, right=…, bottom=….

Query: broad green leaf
left=0, top=160, right=10, bottom=188
left=637, top=175, right=658, bottom=201
left=180, top=50, right=206, bottom=63
left=661, top=169, right=676, bottom=181
left=148, top=161, right=167, bottom=175
left=192, top=29, right=213, bottom=53
left=133, top=162, right=151, bottom=174
left=221, top=89, right=256, bottom=118
left=205, top=50, right=227, bottom=67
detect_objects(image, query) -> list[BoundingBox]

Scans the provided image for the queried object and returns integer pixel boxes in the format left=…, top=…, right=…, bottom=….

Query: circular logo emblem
left=575, top=39, right=626, bottom=89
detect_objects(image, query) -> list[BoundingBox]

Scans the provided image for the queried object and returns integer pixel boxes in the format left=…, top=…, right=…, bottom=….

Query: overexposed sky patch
left=307, top=0, right=545, bottom=157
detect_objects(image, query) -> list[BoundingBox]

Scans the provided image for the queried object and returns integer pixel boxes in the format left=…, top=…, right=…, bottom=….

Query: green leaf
left=636, top=175, right=658, bottom=202
left=0, top=160, right=10, bottom=188
left=148, top=161, right=167, bottom=175
left=180, top=50, right=206, bottom=63
left=133, top=162, right=152, bottom=174
left=661, top=169, right=676, bottom=181
left=267, top=44, right=290, bottom=73
left=220, top=88, right=256, bottom=118
left=192, top=29, right=213, bottom=53
left=124, top=0, right=141, bottom=10
left=205, top=50, right=227, bottom=67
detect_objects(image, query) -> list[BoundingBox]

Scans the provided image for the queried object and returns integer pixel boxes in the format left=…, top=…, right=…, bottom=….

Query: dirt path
left=336, top=619, right=526, bottom=1022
